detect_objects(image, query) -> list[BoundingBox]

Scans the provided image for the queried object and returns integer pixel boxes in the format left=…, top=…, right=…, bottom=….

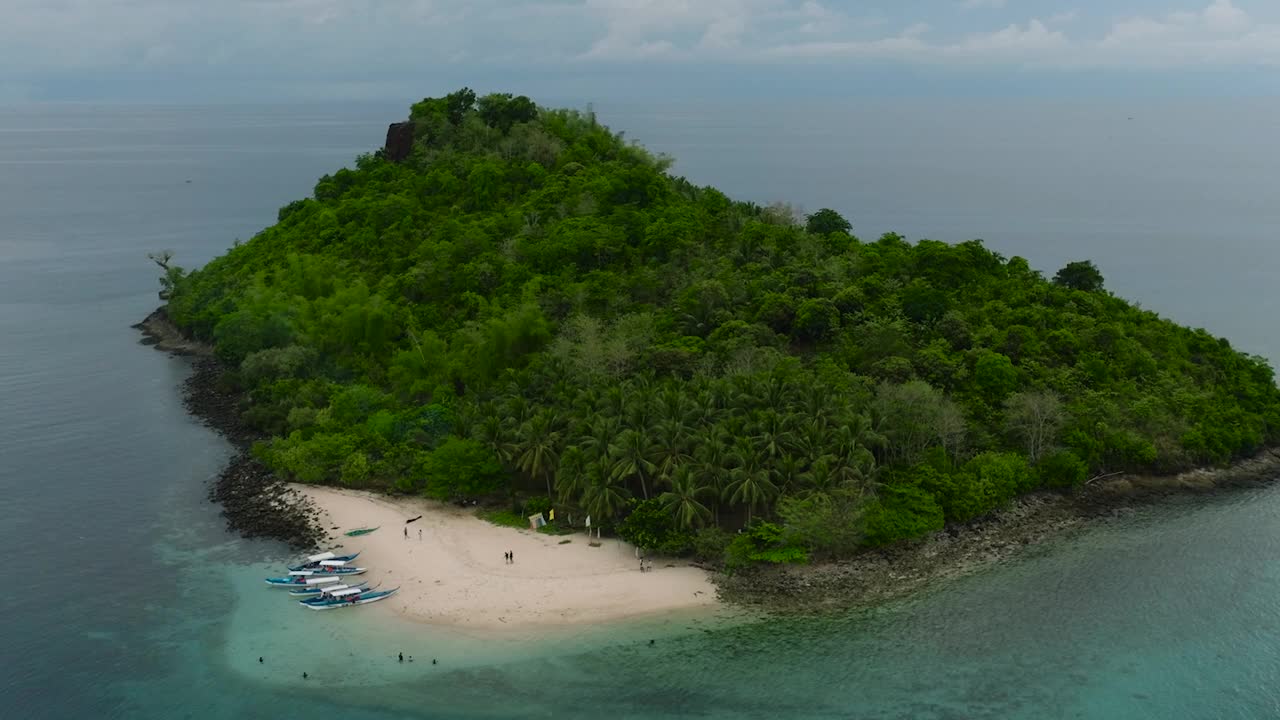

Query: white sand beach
left=292, top=485, right=720, bottom=633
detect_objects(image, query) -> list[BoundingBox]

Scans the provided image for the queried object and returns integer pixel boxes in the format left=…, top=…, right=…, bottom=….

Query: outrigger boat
left=300, top=586, right=399, bottom=610
left=344, top=526, right=379, bottom=537
left=288, top=551, right=361, bottom=572
left=288, top=580, right=370, bottom=597
left=264, top=568, right=340, bottom=586
left=314, top=559, right=365, bottom=574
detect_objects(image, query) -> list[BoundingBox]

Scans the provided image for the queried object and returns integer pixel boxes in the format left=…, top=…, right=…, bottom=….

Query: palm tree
left=516, top=412, right=562, bottom=498
left=726, top=442, right=778, bottom=524
left=602, top=385, right=628, bottom=419
left=609, top=428, right=655, bottom=499
left=771, top=454, right=806, bottom=496
left=797, top=455, right=837, bottom=498
left=625, top=387, right=656, bottom=433
left=572, top=386, right=602, bottom=417
left=648, top=419, right=692, bottom=487
left=658, top=466, right=713, bottom=529
left=657, top=387, right=694, bottom=425
left=832, top=451, right=875, bottom=492
left=580, top=415, right=621, bottom=463
left=798, top=382, right=833, bottom=422
left=740, top=374, right=790, bottom=413
left=834, top=413, right=885, bottom=458
left=795, top=416, right=832, bottom=461
left=505, top=395, right=534, bottom=426
left=693, top=389, right=723, bottom=426
left=556, top=445, right=590, bottom=505
left=694, top=429, right=731, bottom=524
left=581, top=463, right=630, bottom=531
left=475, top=414, right=516, bottom=467
left=751, top=410, right=798, bottom=460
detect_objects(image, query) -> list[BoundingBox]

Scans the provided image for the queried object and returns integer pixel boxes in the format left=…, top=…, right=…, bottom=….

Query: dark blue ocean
left=2, top=100, right=1279, bottom=719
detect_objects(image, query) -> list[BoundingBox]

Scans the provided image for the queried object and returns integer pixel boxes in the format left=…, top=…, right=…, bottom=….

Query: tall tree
left=1053, top=260, right=1105, bottom=292
left=726, top=441, right=779, bottom=523
left=610, top=428, right=656, bottom=499
left=804, top=208, right=851, bottom=236
left=581, top=465, right=631, bottom=527
left=516, top=412, right=562, bottom=497
left=658, top=465, right=713, bottom=529
left=1004, top=390, right=1066, bottom=463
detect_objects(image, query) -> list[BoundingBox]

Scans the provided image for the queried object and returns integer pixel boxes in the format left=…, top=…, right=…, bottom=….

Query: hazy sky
left=4, top=0, right=1279, bottom=101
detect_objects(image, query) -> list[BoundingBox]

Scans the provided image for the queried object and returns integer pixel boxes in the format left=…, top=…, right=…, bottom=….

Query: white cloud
left=2, top=0, right=1280, bottom=96
left=769, top=0, right=1280, bottom=68
left=1095, top=0, right=1280, bottom=67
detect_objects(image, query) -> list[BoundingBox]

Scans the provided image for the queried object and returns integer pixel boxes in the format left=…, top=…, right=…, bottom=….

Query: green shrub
left=724, top=522, right=809, bottom=569
left=1037, top=449, right=1088, bottom=488
left=523, top=496, right=552, bottom=519
left=861, top=483, right=945, bottom=546
left=691, top=526, right=732, bottom=564
left=478, top=509, right=526, bottom=529
left=617, top=498, right=690, bottom=552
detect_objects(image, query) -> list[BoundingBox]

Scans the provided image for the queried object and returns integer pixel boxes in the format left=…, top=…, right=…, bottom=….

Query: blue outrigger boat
left=288, top=551, right=361, bottom=572
left=289, top=580, right=370, bottom=597
left=264, top=568, right=345, bottom=586
left=300, top=586, right=399, bottom=610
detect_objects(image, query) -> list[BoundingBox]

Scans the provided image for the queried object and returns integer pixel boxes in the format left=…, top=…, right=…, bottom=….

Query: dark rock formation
left=384, top=121, right=415, bottom=163
left=140, top=311, right=325, bottom=550
left=133, top=308, right=213, bottom=356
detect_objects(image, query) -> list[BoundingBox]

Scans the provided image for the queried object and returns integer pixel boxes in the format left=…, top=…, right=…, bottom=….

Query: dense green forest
left=161, top=89, right=1280, bottom=566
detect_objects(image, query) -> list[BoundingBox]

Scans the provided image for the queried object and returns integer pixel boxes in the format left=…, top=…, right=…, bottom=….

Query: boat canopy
left=305, top=551, right=337, bottom=563
left=321, top=584, right=351, bottom=594
left=318, top=559, right=347, bottom=567
left=329, top=588, right=363, bottom=597
left=306, top=576, right=341, bottom=585
left=288, top=570, right=314, bottom=577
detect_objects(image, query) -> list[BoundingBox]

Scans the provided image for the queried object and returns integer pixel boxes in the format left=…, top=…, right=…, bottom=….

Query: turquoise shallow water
left=3, top=101, right=1280, bottom=719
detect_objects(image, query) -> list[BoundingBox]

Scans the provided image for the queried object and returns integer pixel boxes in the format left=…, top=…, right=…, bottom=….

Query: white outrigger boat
left=300, top=586, right=399, bottom=610
left=288, top=580, right=370, bottom=597
left=263, top=568, right=340, bottom=586
left=314, top=559, right=366, bottom=574
left=288, top=551, right=361, bottom=572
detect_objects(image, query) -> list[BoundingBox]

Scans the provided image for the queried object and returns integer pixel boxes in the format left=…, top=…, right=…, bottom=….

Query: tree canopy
left=161, top=90, right=1280, bottom=567
left=1053, top=260, right=1105, bottom=292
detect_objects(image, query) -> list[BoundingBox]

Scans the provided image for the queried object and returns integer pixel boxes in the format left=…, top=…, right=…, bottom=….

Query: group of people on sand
left=504, top=550, right=515, bottom=564
left=639, top=558, right=654, bottom=573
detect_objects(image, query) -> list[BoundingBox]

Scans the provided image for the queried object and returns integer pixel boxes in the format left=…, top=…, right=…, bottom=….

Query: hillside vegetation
left=161, top=89, right=1280, bottom=566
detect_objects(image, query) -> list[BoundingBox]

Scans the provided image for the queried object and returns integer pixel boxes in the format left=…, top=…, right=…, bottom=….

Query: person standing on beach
left=403, top=527, right=408, bottom=539
left=509, top=550, right=514, bottom=564
left=418, top=528, right=422, bottom=540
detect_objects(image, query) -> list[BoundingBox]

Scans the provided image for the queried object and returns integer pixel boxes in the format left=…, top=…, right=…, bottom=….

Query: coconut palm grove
left=159, top=89, right=1280, bottom=567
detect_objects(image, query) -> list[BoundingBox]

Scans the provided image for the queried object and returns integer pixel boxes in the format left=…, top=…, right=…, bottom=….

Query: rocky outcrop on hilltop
left=384, top=121, right=414, bottom=163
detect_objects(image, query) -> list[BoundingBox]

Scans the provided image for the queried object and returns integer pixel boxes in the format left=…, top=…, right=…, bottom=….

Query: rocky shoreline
left=714, top=448, right=1280, bottom=615
left=137, top=308, right=325, bottom=550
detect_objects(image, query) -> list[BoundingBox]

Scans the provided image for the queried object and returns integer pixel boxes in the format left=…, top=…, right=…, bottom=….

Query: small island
left=145, top=89, right=1280, bottom=617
